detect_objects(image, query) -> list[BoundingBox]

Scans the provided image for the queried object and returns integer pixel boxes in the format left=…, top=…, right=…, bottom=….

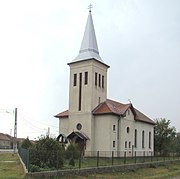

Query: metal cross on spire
left=88, top=3, right=93, bottom=12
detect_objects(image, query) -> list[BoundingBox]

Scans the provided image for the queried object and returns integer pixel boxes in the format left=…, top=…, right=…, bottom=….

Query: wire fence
left=18, top=148, right=180, bottom=173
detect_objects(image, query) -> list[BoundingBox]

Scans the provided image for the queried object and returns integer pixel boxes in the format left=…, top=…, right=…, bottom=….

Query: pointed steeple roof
left=72, top=10, right=103, bottom=63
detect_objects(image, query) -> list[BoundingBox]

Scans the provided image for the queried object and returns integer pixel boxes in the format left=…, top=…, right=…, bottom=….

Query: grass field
left=0, top=153, right=25, bottom=179
left=1, top=153, right=180, bottom=179
left=61, top=163, right=180, bottom=179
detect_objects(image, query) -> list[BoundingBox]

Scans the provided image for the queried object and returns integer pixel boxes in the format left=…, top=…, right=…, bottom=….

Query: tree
left=173, top=133, right=180, bottom=154
left=30, top=136, right=65, bottom=170
left=154, top=118, right=176, bottom=155
left=21, top=137, right=32, bottom=149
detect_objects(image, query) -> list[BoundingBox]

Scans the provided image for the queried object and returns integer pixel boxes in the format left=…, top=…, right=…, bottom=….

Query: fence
left=18, top=147, right=29, bottom=171
left=18, top=148, right=180, bottom=173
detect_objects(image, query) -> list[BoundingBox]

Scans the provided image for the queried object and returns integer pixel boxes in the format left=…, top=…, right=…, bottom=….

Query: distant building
left=55, top=10, right=155, bottom=156
left=0, top=133, right=11, bottom=149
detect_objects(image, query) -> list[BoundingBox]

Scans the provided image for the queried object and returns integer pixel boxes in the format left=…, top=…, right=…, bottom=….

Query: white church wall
left=120, top=113, right=154, bottom=156
left=59, top=118, right=69, bottom=135
left=94, top=115, right=118, bottom=153
left=69, top=60, right=108, bottom=115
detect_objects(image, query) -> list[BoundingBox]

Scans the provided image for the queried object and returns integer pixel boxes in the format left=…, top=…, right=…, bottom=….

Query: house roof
left=54, top=99, right=155, bottom=125
left=0, top=133, right=11, bottom=141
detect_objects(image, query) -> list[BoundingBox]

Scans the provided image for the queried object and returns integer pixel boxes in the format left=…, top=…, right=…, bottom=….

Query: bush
left=65, top=143, right=79, bottom=159
left=29, top=136, right=65, bottom=170
left=29, top=164, right=41, bottom=172
left=69, top=158, right=75, bottom=166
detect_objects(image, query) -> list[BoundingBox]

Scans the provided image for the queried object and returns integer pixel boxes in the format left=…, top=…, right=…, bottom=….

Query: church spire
left=72, top=7, right=103, bottom=63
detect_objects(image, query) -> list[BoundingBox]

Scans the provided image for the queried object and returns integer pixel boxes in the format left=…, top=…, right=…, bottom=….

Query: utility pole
left=14, top=108, right=17, bottom=153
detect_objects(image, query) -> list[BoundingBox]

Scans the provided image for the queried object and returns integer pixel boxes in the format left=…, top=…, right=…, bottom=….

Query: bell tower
left=68, top=10, right=109, bottom=114
left=67, top=8, right=109, bottom=151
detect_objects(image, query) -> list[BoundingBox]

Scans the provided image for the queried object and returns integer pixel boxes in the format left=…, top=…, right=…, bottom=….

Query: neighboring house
left=55, top=10, right=155, bottom=157
left=0, top=133, right=11, bottom=149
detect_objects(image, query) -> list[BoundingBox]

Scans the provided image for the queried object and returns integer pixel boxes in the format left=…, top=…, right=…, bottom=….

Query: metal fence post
left=27, top=149, right=29, bottom=172
left=112, top=151, right=114, bottom=166
left=135, top=151, right=136, bottom=163
left=143, top=151, right=145, bottom=163
left=97, top=151, right=99, bottom=168
left=151, top=151, right=153, bottom=162
left=79, top=152, right=81, bottom=169
left=124, top=152, right=126, bottom=164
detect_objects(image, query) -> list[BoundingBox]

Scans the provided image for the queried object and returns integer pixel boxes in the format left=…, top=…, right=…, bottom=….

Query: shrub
left=65, top=143, right=79, bottom=159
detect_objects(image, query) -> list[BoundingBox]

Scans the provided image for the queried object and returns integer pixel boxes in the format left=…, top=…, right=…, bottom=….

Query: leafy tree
left=154, top=118, right=176, bottom=155
left=21, top=137, right=33, bottom=149
left=30, top=136, right=65, bottom=170
left=173, top=133, right=180, bottom=154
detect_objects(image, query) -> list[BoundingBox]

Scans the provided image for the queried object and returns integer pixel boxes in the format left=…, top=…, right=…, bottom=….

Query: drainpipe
left=117, top=116, right=121, bottom=154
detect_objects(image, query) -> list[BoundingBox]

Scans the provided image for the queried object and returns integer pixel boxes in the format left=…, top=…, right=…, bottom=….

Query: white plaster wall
left=94, top=115, right=118, bottom=152
left=119, top=109, right=154, bottom=155
left=59, top=117, right=69, bottom=135
left=68, top=60, right=108, bottom=114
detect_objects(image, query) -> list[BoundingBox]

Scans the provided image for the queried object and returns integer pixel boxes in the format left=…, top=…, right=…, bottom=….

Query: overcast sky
left=0, top=0, right=179, bottom=140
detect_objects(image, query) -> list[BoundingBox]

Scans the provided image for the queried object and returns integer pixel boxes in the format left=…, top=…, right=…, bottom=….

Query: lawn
left=0, top=153, right=25, bottom=179
left=59, top=162, right=180, bottom=179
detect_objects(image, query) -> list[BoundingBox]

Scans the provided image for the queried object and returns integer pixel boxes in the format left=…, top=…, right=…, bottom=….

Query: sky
left=0, top=0, right=179, bottom=140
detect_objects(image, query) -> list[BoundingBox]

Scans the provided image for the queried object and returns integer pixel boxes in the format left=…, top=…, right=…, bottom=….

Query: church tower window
left=99, top=74, right=101, bottom=87
left=84, top=72, right=88, bottom=85
left=73, top=74, right=77, bottom=86
left=78, top=73, right=82, bottom=111
left=95, top=72, right=97, bottom=86
left=102, top=75, right=104, bottom=88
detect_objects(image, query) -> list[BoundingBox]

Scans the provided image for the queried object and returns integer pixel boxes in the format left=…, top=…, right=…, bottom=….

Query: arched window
left=134, top=129, right=137, bottom=148
left=149, top=132, right=151, bottom=149
left=142, top=130, right=145, bottom=148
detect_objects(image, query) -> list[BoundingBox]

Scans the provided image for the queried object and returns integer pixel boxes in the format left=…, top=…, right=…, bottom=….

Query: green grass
left=60, top=163, right=180, bottom=179
left=0, top=153, right=25, bottom=179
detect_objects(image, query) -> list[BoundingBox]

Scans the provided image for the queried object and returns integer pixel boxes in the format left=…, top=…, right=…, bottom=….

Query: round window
left=76, top=123, right=82, bottom=131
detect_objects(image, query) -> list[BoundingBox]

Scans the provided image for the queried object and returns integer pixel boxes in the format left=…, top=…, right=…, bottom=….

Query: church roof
left=54, top=99, right=155, bottom=125
left=54, top=110, right=68, bottom=118
left=93, top=99, right=155, bottom=125
left=67, top=131, right=89, bottom=140
left=69, top=10, right=106, bottom=65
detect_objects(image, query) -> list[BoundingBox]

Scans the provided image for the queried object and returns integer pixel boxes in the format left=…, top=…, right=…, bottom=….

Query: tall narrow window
left=149, top=132, right=151, bottom=149
left=134, top=129, right=137, bottom=148
left=95, top=72, right=97, bottom=86
left=78, top=73, right=82, bottom=111
left=99, top=74, right=101, bottom=87
left=73, top=74, right=77, bottom=86
left=113, top=141, right=115, bottom=148
left=142, top=130, right=145, bottom=148
left=113, top=125, right=116, bottom=131
left=102, top=75, right=104, bottom=88
left=125, top=141, right=127, bottom=148
left=84, top=72, right=88, bottom=85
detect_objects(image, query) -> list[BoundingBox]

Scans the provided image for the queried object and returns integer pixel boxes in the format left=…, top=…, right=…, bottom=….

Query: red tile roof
left=93, top=99, right=155, bottom=125
left=54, top=99, right=155, bottom=125
left=93, top=99, right=130, bottom=116
left=54, top=110, right=69, bottom=118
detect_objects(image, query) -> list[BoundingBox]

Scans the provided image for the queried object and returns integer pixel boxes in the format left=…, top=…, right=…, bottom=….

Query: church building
left=55, top=9, right=155, bottom=157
